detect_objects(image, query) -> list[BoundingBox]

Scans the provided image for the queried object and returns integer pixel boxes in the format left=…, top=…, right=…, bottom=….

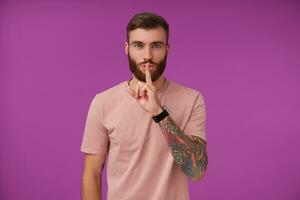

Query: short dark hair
left=127, top=12, right=169, bottom=44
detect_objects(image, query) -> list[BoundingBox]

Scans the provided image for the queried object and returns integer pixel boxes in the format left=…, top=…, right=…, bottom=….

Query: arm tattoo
left=158, top=116, right=208, bottom=181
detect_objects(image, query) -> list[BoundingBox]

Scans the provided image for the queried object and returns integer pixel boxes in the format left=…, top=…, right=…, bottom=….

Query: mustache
left=139, top=60, right=157, bottom=66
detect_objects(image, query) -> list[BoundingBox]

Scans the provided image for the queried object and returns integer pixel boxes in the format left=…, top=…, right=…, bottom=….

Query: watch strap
left=152, top=106, right=170, bottom=123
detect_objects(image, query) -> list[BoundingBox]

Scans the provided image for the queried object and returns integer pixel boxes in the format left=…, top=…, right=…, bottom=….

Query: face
left=125, top=27, right=169, bottom=82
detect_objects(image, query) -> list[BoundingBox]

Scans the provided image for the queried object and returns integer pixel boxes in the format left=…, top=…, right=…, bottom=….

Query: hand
left=128, top=63, right=163, bottom=116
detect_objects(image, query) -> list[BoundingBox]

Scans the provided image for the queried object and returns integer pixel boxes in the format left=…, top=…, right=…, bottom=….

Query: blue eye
left=133, top=43, right=143, bottom=49
left=153, top=44, right=162, bottom=49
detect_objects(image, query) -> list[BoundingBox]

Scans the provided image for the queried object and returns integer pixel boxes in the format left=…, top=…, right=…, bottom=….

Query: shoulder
left=92, top=81, right=126, bottom=105
left=167, top=80, right=205, bottom=103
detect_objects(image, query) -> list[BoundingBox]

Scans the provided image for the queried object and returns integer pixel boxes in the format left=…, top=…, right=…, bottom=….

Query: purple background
left=1, top=1, right=300, bottom=200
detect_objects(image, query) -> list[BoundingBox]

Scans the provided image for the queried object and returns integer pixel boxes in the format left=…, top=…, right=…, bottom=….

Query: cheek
left=155, top=48, right=167, bottom=55
left=129, top=50, right=143, bottom=60
left=153, top=51, right=166, bottom=61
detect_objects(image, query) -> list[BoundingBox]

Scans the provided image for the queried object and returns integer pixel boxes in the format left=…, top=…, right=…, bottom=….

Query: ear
left=124, top=42, right=129, bottom=55
left=166, top=43, right=170, bottom=52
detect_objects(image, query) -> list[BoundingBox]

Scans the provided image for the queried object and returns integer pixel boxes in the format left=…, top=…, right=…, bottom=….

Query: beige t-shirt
left=80, top=79, right=206, bottom=200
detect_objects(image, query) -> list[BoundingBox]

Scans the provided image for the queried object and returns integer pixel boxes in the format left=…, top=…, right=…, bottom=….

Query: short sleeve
left=80, top=95, right=109, bottom=155
left=183, top=92, right=207, bottom=141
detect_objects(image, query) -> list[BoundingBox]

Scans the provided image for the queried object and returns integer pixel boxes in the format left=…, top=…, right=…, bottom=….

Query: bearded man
left=81, top=12, right=208, bottom=200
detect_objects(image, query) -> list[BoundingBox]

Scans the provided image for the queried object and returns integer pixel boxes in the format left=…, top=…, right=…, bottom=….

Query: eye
left=152, top=44, right=162, bottom=49
left=133, top=43, right=143, bottom=49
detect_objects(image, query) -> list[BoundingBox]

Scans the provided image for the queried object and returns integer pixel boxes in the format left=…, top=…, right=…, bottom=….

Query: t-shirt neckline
left=122, top=78, right=170, bottom=97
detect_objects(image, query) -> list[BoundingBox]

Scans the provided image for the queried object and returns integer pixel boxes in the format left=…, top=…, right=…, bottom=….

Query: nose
left=143, top=46, right=152, bottom=61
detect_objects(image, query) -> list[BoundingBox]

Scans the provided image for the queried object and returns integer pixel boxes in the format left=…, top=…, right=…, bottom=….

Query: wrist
left=151, top=106, right=163, bottom=116
left=152, top=105, right=170, bottom=123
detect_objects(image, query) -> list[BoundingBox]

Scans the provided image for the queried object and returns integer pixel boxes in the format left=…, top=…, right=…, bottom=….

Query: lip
left=140, top=65, right=154, bottom=72
left=140, top=64, right=154, bottom=68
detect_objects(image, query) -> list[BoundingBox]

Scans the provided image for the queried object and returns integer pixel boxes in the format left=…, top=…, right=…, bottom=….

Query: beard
left=127, top=51, right=168, bottom=82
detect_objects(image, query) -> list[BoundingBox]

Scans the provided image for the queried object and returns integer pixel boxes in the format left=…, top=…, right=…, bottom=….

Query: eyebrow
left=131, top=41, right=165, bottom=45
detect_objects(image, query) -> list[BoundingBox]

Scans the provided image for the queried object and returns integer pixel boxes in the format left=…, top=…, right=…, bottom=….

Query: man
left=81, top=12, right=208, bottom=200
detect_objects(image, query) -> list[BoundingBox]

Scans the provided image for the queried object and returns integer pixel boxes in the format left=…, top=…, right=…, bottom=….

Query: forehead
left=128, top=27, right=167, bottom=44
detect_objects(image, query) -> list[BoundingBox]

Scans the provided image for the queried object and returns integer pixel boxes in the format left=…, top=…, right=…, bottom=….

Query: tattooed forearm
left=159, top=116, right=208, bottom=181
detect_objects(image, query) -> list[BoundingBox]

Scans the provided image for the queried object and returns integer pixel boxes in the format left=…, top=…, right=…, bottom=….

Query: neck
left=129, top=75, right=166, bottom=91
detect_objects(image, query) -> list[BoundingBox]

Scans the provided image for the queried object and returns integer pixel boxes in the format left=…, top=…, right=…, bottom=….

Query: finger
left=139, top=82, right=146, bottom=98
left=135, top=82, right=140, bottom=98
left=141, top=84, right=147, bottom=98
left=144, top=84, right=154, bottom=96
left=145, top=63, right=153, bottom=86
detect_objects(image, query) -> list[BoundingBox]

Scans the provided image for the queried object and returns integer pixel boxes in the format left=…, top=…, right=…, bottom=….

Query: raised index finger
left=145, top=63, right=153, bottom=85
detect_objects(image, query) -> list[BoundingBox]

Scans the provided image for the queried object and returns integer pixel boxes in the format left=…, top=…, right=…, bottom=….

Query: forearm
left=82, top=173, right=102, bottom=200
left=158, top=116, right=208, bottom=181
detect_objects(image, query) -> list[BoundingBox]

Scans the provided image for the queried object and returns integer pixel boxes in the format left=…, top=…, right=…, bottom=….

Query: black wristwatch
left=152, top=105, right=170, bottom=123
